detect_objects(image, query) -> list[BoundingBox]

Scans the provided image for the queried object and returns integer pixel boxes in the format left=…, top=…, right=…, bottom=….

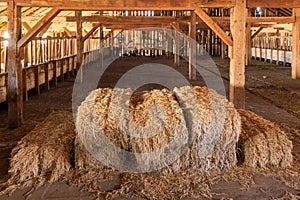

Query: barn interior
left=0, top=0, right=300, bottom=199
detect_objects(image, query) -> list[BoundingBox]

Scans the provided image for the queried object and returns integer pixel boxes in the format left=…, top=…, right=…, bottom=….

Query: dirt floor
left=0, top=56, right=299, bottom=199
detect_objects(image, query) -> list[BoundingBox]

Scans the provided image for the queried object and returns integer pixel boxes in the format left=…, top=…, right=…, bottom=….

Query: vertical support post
left=22, top=69, right=28, bottom=102
left=45, top=63, right=49, bottom=90
left=7, top=1, right=23, bottom=128
left=229, top=0, right=247, bottom=109
left=167, top=30, right=173, bottom=59
left=221, top=41, right=226, bottom=59
left=174, top=29, right=180, bottom=67
left=246, top=22, right=252, bottom=66
left=34, top=65, right=40, bottom=95
left=292, top=8, right=300, bottom=79
left=76, top=11, right=83, bottom=80
left=189, top=11, right=197, bottom=80
left=207, top=29, right=212, bottom=55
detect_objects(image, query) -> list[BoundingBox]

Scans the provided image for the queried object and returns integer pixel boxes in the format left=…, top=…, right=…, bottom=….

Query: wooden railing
left=0, top=36, right=104, bottom=104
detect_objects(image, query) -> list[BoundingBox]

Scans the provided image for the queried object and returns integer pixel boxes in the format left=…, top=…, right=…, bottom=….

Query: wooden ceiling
left=0, top=1, right=296, bottom=35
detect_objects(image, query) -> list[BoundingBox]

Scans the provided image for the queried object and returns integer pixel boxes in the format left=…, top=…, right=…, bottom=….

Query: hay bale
left=237, top=109, right=293, bottom=168
left=76, top=86, right=240, bottom=173
left=3, top=111, right=75, bottom=194
left=173, top=86, right=241, bottom=171
left=75, top=88, right=189, bottom=173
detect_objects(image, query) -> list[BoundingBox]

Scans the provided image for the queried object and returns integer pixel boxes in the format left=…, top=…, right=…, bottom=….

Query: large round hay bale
left=173, top=86, right=241, bottom=171
left=75, top=86, right=241, bottom=173
left=75, top=88, right=189, bottom=173
left=237, top=109, right=293, bottom=168
left=3, top=111, right=75, bottom=194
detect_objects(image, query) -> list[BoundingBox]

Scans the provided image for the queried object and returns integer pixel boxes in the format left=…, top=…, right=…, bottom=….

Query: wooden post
left=292, top=8, right=300, bottom=79
left=229, top=0, right=247, bottom=109
left=221, top=41, right=226, bottom=59
left=174, top=27, right=180, bottom=67
left=34, top=66, right=40, bottom=95
left=45, top=63, right=49, bottom=90
left=207, top=29, right=211, bottom=55
left=53, top=61, right=57, bottom=87
left=7, top=1, right=23, bottom=128
left=189, top=11, right=197, bottom=80
left=76, top=11, right=83, bottom=79
left=22, top=69, right=28, bottom=101
left=246, top=22, right=252, bottom=66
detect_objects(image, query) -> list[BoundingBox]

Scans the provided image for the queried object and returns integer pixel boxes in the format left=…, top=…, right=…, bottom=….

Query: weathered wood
left=75, top=11, right=84, bottom=82
left=44, top=63, right=49, bottom=90
left=76, top=11, right=83, bottom=72
left=246, top=22, right=252, bottom=66
left=248, top=0, right=300, bottom=8
left=13, top=0, right=300, bottom=10
left=170, top=22, right=185, bottom=34
left=221, top=41, right=226, bottom=59
left=63, top=27, right=74, bottom=37
left=67, top=16, right=181, bottom=23
left=17, top=8, right=61, bottom=48
left=248, top=17, right=295, bottom=23
left=292, top=8, right=300, bottom=79
left=207, top=29, right=212, bottom=55
left=38, top=22, right=52, bottom=37
left=52, top=61, right=58, bottom=87
left=59, top=60, right=64, bottom=82
left=189, top=11, right=197, bottom=80
left=194, top=7, right=233, bottom=47
left=22, top=22, right=31, bottom=32
left=66, top=58, right=70, bottom=79
left=15, top=0, right=203, bottom=10
left=173, top=23, right=180, bottom=67
left=83, top=23, right=101, bottom=42
left=229, top=0, right=247, bottom=109
left=7, top=1, right=23, bottom=128
left=34, top=66, right=40, bottom=95
left=251, top=27, right=263, bottom=40
left=22, top=69, right=28, bottom=102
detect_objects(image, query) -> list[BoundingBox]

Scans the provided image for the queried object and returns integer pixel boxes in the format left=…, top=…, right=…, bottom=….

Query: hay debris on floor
left=237, top=109, right=293, bottom=168
left=1, top=111, right=75, bottom=195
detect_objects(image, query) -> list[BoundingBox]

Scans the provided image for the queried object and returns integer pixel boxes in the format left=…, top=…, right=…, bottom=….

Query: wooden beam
left=292, top=8, right=300, bottom=79
left=22, top=22, right=31, bottom=32
left=247, top=0, right=300, bottom=8
left=103, top=29, right=114, bottom=40
left=14, top=0, right=300, bottom=9
left=195, top=0, right=235, bottom=8
left=247, top=17, right=295, bottom=23
left=38, top=22, right=52, bottom=37
left=194, top=7, right=233, bottom=47
left=189, top=11, right=197, bottom=80
left=63, top=27, right=74, bottom=37
left=16, top=0, right=235, bottom=10
left=104, top=24, right=168, bottom=30
left=7, top=1, right=23, bottom=128
left=17, top=0, right=194, bottom=10
left=83, top=23, right=101, bottom=42
left=170, top=22, right=185, bottom=35
left=229, top=0, right=247, bottom=109
left=251, top=27, right=263, bottom=39
left=66, top=16, right=179, bottom=24
left=17, top=8, right=60, bottom=48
